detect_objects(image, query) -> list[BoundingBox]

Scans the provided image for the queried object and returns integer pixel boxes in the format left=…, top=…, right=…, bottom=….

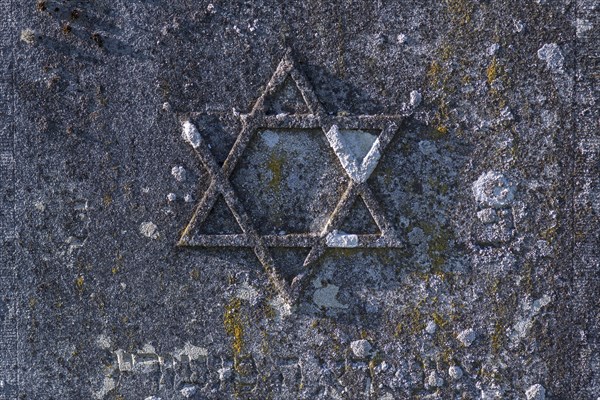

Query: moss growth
left=189, top=268, right=200, bottom=280
left=102, top=193, right=112, bottom=207
left=431, top=312, right=447, bottom=329
left=445, top=0, right=475, bottom=25
left=491, top=320, right=504, bottom=353
left=540, top=224, right=558, bottom=243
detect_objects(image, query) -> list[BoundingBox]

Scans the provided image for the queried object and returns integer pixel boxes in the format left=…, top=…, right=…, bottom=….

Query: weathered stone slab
left=1, top=1, right=598, bottom=399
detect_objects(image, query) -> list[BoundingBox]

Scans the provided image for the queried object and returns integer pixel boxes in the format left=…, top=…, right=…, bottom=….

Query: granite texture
left=0, top=0, right=598, bottom=399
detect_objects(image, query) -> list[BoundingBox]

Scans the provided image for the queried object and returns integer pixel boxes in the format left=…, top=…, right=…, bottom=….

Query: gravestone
left=1, top=1, right=598, bottom=399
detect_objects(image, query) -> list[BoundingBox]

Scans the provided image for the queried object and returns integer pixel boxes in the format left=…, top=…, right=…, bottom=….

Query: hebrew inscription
left=177, top=51, right=408, bottom=301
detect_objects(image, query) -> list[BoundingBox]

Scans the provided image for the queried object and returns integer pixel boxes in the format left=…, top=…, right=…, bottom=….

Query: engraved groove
left=178, top=50, right=410, bottom=302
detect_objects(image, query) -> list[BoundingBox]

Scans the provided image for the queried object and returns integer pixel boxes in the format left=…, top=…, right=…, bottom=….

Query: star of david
left=178, top=50, right=408, bottom=303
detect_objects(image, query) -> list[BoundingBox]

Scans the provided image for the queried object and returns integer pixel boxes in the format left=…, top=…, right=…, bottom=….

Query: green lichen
left=266, top=153, right=285, bottom=192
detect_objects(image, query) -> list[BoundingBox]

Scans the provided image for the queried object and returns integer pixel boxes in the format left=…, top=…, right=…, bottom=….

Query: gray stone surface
left=0, top=1, right=598, bottom=399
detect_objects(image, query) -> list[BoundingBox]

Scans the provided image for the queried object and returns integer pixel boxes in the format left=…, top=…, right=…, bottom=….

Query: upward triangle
left=250, top=50, right=324, bottom=116
left=325, top=125, right=383, bottom=183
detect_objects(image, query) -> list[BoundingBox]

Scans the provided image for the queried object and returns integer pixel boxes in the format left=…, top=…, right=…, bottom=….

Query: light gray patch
left=537, top=43, right=564, bottom=73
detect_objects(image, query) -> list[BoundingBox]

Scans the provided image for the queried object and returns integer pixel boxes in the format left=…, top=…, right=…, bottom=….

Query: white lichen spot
left=457, top=328, right=476, bottom=347
left=449, top=365, right=463, bottom=380
left=425, top=320, right=437, bottom=334
left=350, top=339, right=372, bottom=358
left=487, top=43, right=500, bottom=56
left=514, top=20, right=525, bottom=33
left=96, top=334, right=112, bottom=350
left=236, top=282, right=260, bottom=305
left=397, top=33, right=408, bottom=44
left=409, top=90, right=422, bottom=107
left=526, top=384, right=546, bottom=400
left=510, top=295, right=551, bottom=345
left=139, top=222, right=159, bottom=239
left=93, top=377, right=116, bottom=399
left=427, top=371, right=444, bottom=387
left=180, top=385, right=198, bottom=398
left=182, top=121, right=202, bottom=148
left=174, top=342, right=208, bottom=362
left=268, top=294, right=292, bottom=322
left=326, top=230, right=358, bottom=248
left=576, top=19, right=593, bottom=37
left=167, top=193, right=176, bottom=202
left=537, top=43, right=564, bottom=73
left=20, top=29, right=35, bottom=44
left=34, top=201, right=46, bottom=211
left=313, top=284, right=348, bottom=309
left=472, top=171, right=515, bottom=208
left=184, top=193, right=193, bottom=203
left=261, top=130, right=280, bottom=148
left=171, top=165, right=186, bottom=182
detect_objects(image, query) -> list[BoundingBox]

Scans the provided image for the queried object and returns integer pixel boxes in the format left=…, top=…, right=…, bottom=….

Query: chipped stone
left=326, top=230, right=358, bottom=247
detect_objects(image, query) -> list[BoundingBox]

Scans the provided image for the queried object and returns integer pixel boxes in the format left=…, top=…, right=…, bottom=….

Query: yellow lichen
left=486, top=57, right=499, bottom=85
left=224, top=298, right=244, bottom=358
left=75, top=275, right=84, bottom=293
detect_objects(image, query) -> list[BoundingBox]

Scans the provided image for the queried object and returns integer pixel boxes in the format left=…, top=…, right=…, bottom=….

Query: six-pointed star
left=178, top=51, right=408, bottom=302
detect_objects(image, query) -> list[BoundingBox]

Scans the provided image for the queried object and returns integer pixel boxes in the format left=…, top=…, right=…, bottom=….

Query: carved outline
left=178, top=49, right=409, bottom=302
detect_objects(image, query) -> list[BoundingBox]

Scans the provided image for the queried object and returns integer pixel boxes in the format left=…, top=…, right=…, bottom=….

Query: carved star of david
left=178, top=50, right=408, bottom=302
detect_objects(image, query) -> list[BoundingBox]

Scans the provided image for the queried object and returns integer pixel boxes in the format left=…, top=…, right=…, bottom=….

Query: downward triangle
left=325, top=125, right=383, bottom=183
